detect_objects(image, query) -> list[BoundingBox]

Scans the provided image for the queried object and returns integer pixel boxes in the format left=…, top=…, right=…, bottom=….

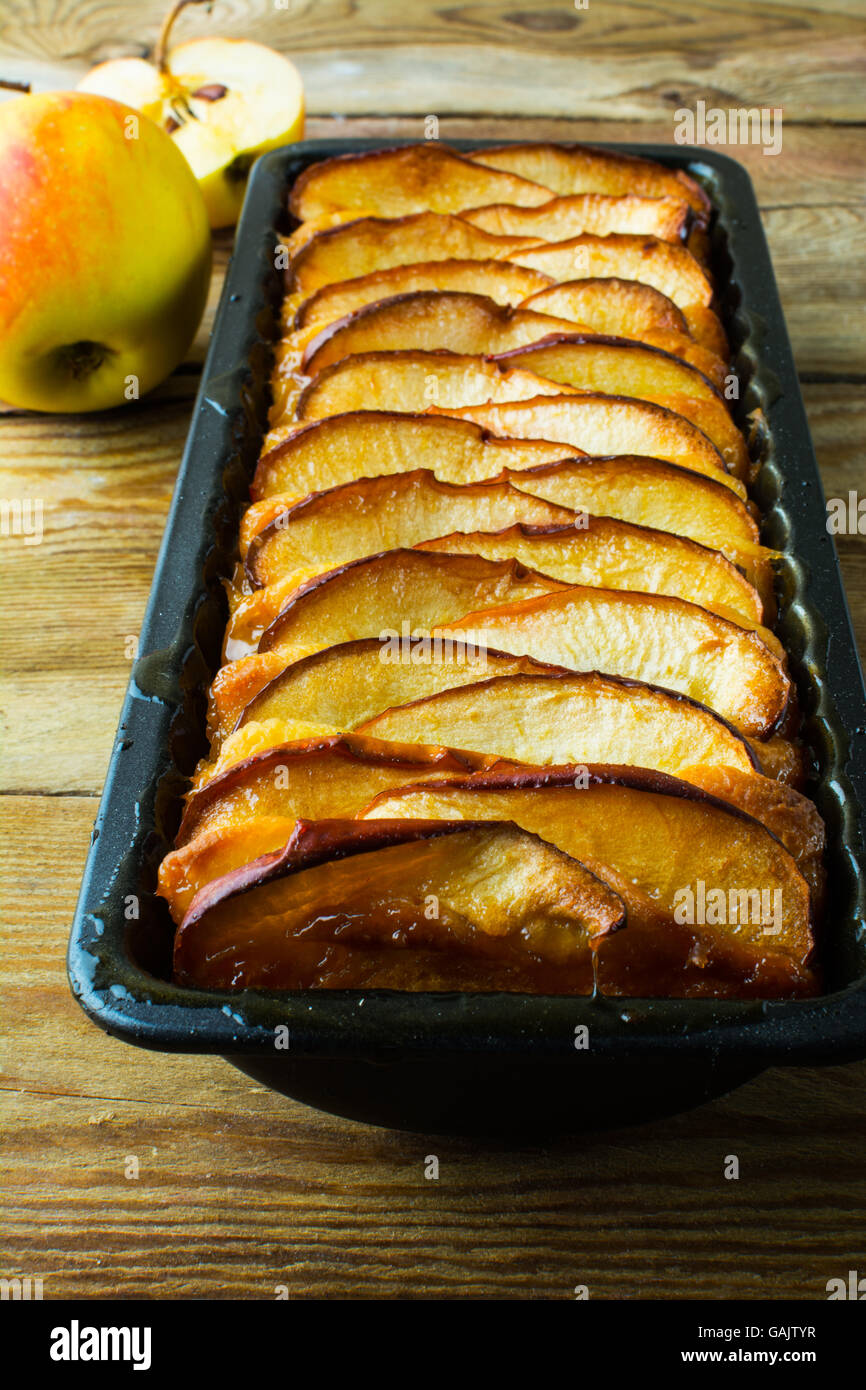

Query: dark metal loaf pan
left=67, top=139, right=866, bottom=1135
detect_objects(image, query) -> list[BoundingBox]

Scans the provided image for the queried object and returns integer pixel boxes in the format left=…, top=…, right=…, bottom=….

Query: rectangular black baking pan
left=68, top=138, right=866, bottom=1135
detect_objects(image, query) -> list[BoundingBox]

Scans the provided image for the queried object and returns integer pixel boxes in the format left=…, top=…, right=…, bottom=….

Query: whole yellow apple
left=0, top=91, right=212, bottom=413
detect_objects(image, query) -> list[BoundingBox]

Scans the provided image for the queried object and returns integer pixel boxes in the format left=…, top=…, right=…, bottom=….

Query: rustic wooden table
left=1, top=1, right=864, bottom=1300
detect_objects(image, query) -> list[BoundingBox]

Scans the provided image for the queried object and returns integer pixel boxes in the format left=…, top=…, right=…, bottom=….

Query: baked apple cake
left=161, top=141, right=825, bottom=998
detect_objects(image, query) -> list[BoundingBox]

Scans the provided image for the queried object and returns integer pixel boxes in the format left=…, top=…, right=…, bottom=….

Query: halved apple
left=173, top=818, right=626, bottom=992
left=242, top=470, right=574, bottom=588
left=252, top=410, right=576, bottom=503
left=470, top=142, right=712, bottom=227
left=300, top=291, right=581, bottom=376
left=440, top=395, right=743, bottom=498
left=511, top=234, right=714, bottom=312
left=436, top=585, right=789, bottom=736
left=288, top=350, right=571, bottom=427
left=80, top=24, right=305, bottom=229
left=250, top=548, right=569, bottom=667
left=497, top=337, right=748, bottom=476
left=360, top=766, right=816, bottom=998
left=159, top=734, right=511, bottom=921
left=416, top=518, right=765, bottom=624
left=288, top=143, right=553, bottom=220
left=503, top=456, right=774, bottom=606
left=463, top=192, right=691, bottom=245
left=215, top=638, right=557, bottom=746
left=358, top=671, right=757, bottom=778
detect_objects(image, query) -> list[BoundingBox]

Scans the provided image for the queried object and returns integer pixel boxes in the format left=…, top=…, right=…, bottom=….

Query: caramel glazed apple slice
left=158, top=141, right=825, bottom=1002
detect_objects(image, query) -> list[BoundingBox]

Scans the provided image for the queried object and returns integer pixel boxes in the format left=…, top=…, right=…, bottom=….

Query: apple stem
left=154, top=0, right=212, bottom=73
left=0, top=78, right=31, bottom=92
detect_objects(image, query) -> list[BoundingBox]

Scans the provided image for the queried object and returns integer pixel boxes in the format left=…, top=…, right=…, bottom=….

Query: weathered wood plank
left=1, top=793, right=863, bottom=1300
left=2, top=0, right=864, bottom=122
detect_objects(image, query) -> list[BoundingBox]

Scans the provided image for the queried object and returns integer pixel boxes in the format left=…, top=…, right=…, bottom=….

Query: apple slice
left=286, top=264, right=726, bottom=384
left=360, top=766, right=816, bottom=998
left=680, top=764, right=826, bottom=908
left=288, top=143, right=553, bottom=220
left=354, top=675, right=821, bottom=883
left=498, top=332, right=723, bottom=405
left=470, top=143, right=712, bottom=228
left=289, top=350, right=571, bottom=425
left=358, top=671, right=757, bottom=778
left=225, top=544, right=564, bottom=661
left=497, top=337, right=748, bottom=475
left=519, top=280, right=729, bottom=380
left=284, top=211, right=539, bottom=302
left=300, top=291, right=582, bottom=376
left=252, top=410, right=576, bottom=503
left=297, top=295, right=729, bottom=412
left=246, top=548, right=570, bottom=667
left=159, top=734, right=511, bottom=922
left=288, top=258, right=554, bottom=338
left=173, top=818, right=626, bottom=992
left=416, top=518, right=764, bottom=624
left=503, top=456, right=775, bottom=606
left=463, top=193, right=691, bottom=245
left=216, top=637, right=558, bottom=745
left=436, top=586, right=789, bottom=736
left=441, top=395, right=744, bottom=498
left=242, top=470, right=574, bottom=588
left=511, top=234, right=713, bottom=311
left=248, top=418, right=772, bottom=604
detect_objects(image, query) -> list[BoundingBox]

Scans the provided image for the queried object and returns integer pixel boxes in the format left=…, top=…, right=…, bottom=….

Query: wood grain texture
left=0, top=8, right=864, bottom=1300
left=2, top=0, right=865, bottom=121
left=1, top=796, right=864, bottom=1301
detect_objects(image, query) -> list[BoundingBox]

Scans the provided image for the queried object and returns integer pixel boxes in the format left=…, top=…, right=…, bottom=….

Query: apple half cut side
left=158, top=735, right=515, bottom=922
left=493, top=336, right=749, bottom=477
left=358, top=669, right=757, bottom=778
left=519, top=280, right=729, bottom=384
left=79, top=39, right=305, bottom=230
left=359, top=767, right=817, bottom=999
left=470, top=142, right=712, bottom=228
left=438, top=395, right=745, bottom=499
left=173, top=818, right=626, bottom=992
left=288, top=143, right=554, bottom=220
left=252, top=410, right=578, bottom=503
left=416, top=518, right=765, bottom=625
left=436, top=585, right=790, bottom=737
left=299, top=291, right=583, bottom=376
left=285, top=350, right=572, bottom=428
left=241, top=469, right=575, bottom=586
left=226, top=547, right=569, bottom=665
left=501, top=456, right=775, bottom=608
left=462, top=193, right=692, bottom=247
